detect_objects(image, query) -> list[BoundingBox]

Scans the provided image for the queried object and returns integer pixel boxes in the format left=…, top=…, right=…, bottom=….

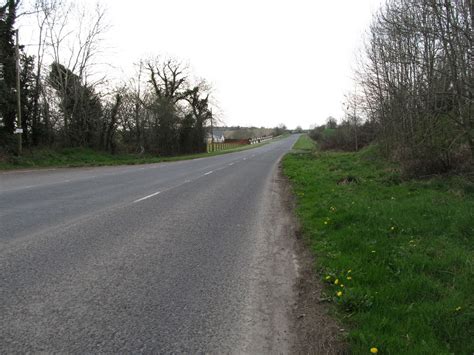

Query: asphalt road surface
left=0, top=135, right=300, bottom=353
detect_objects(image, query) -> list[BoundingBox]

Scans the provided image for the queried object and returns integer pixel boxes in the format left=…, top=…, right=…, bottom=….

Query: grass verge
left=292, top=134, right=316, bottom=150
left=282, top=135, right=474, bottom=354
left=0, top=140, right=275, bottom=170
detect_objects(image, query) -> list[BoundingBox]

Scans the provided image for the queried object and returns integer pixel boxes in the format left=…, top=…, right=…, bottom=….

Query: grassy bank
left=283, top=135, right=474, bottom=354
left=0, top=140, right=272, bottom=170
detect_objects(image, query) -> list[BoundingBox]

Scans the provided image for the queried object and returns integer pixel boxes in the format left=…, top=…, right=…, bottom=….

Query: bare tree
left=343, top=89, right=363, bottom=151
left=42, top=0, right=108, bottom=146
left=144, top=57, right=189, bottom=155
left=356, top=0, right=472, bottom=174
left=27, top=0, right=62, bottom=145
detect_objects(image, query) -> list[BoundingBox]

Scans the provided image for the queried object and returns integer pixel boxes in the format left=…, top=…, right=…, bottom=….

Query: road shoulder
left=277, top=164, right=348, bottom=354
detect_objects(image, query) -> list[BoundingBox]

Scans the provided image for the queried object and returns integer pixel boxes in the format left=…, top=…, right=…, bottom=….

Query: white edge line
left=133, top=191, right=161, bottom=203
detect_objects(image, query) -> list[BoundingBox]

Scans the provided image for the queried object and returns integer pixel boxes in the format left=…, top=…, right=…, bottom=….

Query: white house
left=205, top=131, right=225, bottom=143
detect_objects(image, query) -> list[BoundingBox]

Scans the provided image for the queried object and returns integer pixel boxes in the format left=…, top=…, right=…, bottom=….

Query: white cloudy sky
left=22, top=0, right=383, bottom=129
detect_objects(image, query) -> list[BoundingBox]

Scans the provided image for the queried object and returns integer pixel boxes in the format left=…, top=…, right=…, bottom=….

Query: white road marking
left=228, top=163, right=234, bottom=166
left=184, top=179, right=191, bottom=183
left=203, top=171, right=213, bottom=176
left=133, top=191, right=161, bottom=203
left=292, top=253, right=301, bottom=276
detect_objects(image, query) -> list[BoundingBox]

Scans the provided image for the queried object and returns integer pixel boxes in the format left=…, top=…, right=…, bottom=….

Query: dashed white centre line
left=203, top=171, right=213, bottom=176
left=133, top=191, right=161, bottom=203
left=228, top=162, right=234, bottom=166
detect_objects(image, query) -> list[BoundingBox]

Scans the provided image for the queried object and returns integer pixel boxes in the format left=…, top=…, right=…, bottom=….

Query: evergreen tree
left=49, top=62, right=103, bottom=147
left=19, top=53, right=36, bottom=146
left=0, top=0, right=18, bottom=138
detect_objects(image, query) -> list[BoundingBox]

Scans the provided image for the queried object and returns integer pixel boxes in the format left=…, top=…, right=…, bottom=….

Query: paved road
left=0, top=135, right=300, bottom=353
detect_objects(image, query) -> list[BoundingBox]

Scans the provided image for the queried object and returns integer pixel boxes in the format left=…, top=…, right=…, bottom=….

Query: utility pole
left=15, top=29, right=22, bottom=155
left=210, top=108, right=214, bottom=152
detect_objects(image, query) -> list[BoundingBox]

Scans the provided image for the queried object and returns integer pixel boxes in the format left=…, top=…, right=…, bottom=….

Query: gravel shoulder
left=276, top=164, right=348, bottom=354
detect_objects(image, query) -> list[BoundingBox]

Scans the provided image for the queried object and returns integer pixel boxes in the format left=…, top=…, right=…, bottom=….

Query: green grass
left=283, top=136, right=474, bottom=354
left=292, top=134, right=316, bottom=151
left=0, top=141, right=271, bottom=170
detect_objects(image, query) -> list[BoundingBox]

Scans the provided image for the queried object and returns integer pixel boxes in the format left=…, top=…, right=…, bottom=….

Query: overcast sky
left=23, top=0, right=383, bottom=129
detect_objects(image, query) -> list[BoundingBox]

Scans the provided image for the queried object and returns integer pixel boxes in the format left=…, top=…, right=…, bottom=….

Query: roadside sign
left=14, top=128, right=23, bottom=134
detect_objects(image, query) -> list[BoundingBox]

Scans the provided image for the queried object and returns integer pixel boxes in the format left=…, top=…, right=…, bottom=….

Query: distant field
left=283, top=135, right=474, bottom=354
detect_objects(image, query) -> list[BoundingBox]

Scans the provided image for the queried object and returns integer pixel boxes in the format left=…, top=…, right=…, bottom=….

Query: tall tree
left=49, top=62, right=102, bottom=147
left=0, top=0, right=19, bottom=138
left=146, top=58, right=188, bottom=155
left=357, top=0, right=473, bottom=174
left=185, top=83, right=211, bottom=153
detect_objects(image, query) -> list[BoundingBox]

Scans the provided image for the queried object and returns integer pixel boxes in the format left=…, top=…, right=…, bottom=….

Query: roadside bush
left=309, top=121, right=377, bottom=152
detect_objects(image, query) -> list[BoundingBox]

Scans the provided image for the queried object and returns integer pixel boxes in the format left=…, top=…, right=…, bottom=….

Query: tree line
left=0, top=0, right=215, bottom=156
left=310, top=0, right=472, bottom=176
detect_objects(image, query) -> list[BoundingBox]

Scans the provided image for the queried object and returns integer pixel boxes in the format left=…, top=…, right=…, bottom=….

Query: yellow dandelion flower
left=370, top=347, right=378, bottom=354
left=325, top=275, right=331, bottom=280
left=324, top=221, right=328, bottom=225
left=340, top=284, right=344, bottom=288
left=336, top=291, right=343, bottom=297
left=347, top=276, right=352, bottom=280
left=455, top=306, right=461, bottom=311
left=347, top=269, right=352, bottom=273
left=334, top=279, right=339, bottom=285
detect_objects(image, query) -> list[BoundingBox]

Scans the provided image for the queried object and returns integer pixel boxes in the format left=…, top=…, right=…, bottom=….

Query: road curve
left=0, top=135, right=300, bottom=353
